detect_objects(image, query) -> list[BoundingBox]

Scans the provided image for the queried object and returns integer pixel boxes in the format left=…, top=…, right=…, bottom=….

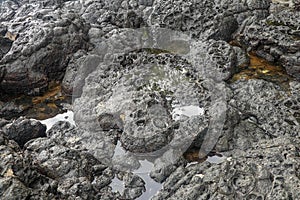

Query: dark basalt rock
left=0, top=0, right=267, bottom=97
left=203, top=40, right=245, bottom=81
left=152, top=137, right=300, bottom=200
left=0, top=118, right=10, bottom=129
left=0, top=36, right=13, bottom=59
left=2, top=117, right=46, bottom=148
left=149, top=0, right=270, bottom=40
left=23, top=121, right=145, bottom=199
left=236, top=3, right=300, bottom=80
left=230, top=79, right=300, bottom=138
left=0, top=0, right=300, bottom=199
left=61, top=50, right=88, bottom=95
left=73, top=50, right=212, bottom=155
left=0, top=0, right=90, bottom=96
left=0, top=101, right=27, bottom=120
left=0, top=66, right=6, bottom=84
left=216, top=79, right=300, bottom=153
left=0, top=131, right=56, bottom=199
left=0, top=127, right=119, bottom=200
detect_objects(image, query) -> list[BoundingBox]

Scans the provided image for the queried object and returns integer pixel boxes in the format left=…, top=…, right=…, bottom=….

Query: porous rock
left=0, top=0, right=90, bottom=95
left=236, top=3, right=300, bottom=80
left=2, top=117, right=46, bottom=148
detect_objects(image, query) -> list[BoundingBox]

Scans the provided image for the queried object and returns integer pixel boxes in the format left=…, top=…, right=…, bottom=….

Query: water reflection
left=39, top=110, right=75, bottom=131
left=172, top=105, right=204, bottom=121
left=110, top=141, right=163, bottom=199
left=206, top=154, right=227, bottom=164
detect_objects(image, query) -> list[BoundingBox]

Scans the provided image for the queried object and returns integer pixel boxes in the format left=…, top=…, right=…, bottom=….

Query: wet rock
left=0, top=131, right=56, bottom=199
left=3, top=117, right=46, bottom=148
left=73, top=50, right=211, bottom=155
left=156, top=137, right=300, bottom=199
left=0, top=34, right=13, bottom=59
left=0, top=66, right=6, bottom=84
left=62, top=50, right=88, bottom=95
left=0, top=0, right=300, bottom=199
left=150, top=78, right=300, bottom=199
left=23, top=135, right=118, bottom=199
left=0, top=0, right=90, bottom=95
left=236, top=3, right=300, bottom=80
left=149, top=0, right=270, bottom=40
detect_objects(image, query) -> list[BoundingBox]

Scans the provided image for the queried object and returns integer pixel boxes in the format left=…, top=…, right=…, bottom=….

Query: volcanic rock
left=2, top=117, right=46, bottom=148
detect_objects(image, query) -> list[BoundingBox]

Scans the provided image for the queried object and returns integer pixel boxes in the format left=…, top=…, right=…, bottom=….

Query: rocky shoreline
left=0, top=0, right=300, bottom=199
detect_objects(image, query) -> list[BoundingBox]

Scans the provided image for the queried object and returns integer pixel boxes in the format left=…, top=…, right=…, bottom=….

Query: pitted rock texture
left=2, top=117, right=46, bottom=148
left=152, top=137, right=300, bottom=200
left=0, top=120, right=143, bottom=199
left=0, top=0, right=299, bottom=199
left=231, top=79, right=300, bottom=138
left=201, top=40, right=246, bottom=81
left=0, top=0, right=270, bottom=96
left=149, top=0, right=270, bottom=40
left=28, top=121, right=145, bottom=199
left=24, top=137, right=114, bottom=199
left=73, top=50, right=211, bottom=155
left=216, top=79, right=300, bottom=153
left=236, top=3, right=300, bottom=80
left=0, top=131, right=56, bottom=199
left=0, top=0, right=90, bottom=95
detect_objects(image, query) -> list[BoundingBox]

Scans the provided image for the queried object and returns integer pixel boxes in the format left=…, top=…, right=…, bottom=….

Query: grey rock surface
left=236, top=3, right=300, bottom=80
left=2, top=117, right=46, bottom=148
left=149, top=0, right=270, bottom=40
left=0, top=0, right=270, bottom=96
left=74, top=50, right=211, bottom=153
left=0, top=66, right=6, bottom=84
left=0, top=30, right=13, bottom=60
left=0, top=131, right=56, bottom=200
left=0, top=0, right=299, bottom=199
left=0, top=100, right=28, bottom=119
left=153, top=137, right=300, bottom=200
left=61, top=50, right=88, bottom=95
left=214, top=79, right=300, bottom=154
left=0, top=0, right=90, bottom=95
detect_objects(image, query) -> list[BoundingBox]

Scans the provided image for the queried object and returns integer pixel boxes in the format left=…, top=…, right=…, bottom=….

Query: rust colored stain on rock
left=27, top=82, right=70, bottom=120
left=1, top=81, right=70, bottom=120
left=229, top=52, right=293, bottom=89
left=184, top=149, right=207, bottom=163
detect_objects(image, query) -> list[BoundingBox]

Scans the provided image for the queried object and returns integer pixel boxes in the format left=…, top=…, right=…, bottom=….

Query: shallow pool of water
left=110, top=141, right=163, bottom=199
left=39, top=110, right=75, bottom=131
left=171, top=105, right=204, bottom=121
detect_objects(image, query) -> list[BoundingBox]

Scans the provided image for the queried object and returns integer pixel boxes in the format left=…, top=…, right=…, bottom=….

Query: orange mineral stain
left=1, top=81, right=70, bottom=120
left=229, top=52, right=292, bottom=89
